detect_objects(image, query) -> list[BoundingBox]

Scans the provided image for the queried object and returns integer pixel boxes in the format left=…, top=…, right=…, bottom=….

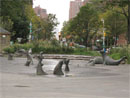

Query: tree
left=31, top=14, right=59, bottom=40
left=102, top=9, right=127, bottom=46
left=0, top=16, right=13, bottom=31
left=67, top=3, right=100, bottom=47
left=41, top=14, right=59, bottom=40
left=103, top=0, right=130, bottom=44
left=61, top=21, right=71, bottom=37
left=1, top=0, right=33, bottom=42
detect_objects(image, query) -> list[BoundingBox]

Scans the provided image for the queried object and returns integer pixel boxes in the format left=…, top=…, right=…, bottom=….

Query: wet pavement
left=0, top=56, right=130, bottom=98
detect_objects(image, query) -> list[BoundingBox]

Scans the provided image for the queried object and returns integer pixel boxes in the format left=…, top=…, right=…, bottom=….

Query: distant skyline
left=33, top=0, right=73, bottom=32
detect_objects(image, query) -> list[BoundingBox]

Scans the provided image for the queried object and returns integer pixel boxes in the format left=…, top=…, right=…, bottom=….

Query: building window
left=38, top=9, right=40, bottom=15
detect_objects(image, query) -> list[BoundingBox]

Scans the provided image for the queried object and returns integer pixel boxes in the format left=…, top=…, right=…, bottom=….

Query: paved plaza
left=0, top=56, right=130, bottom=98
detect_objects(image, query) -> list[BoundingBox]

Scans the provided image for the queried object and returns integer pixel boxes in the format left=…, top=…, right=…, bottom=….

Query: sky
left=33, top=0, right=72, bottom=32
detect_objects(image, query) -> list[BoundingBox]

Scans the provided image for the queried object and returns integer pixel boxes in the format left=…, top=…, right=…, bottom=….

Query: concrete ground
left=0, top=56, right=130, bottom=98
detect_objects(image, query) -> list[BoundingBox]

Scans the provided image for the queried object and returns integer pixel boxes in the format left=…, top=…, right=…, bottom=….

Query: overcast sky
left=33, top=0, right=72, bottom=32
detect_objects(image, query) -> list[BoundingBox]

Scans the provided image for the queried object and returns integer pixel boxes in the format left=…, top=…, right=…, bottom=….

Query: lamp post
left=28, top=14, right=42, bottom=42
left=101, top=18, right=106, bottom=53
left=29, top=21, right=32, bottom=42
left=29, top=15, right=36, bottom=42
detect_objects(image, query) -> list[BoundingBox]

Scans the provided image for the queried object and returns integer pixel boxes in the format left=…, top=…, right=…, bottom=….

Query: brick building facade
left=34, top=6, right=48, bottom=19
left=69, top=0, right=89, bottom=20
left=69, top=0, right=83, bottom=19
left=117, top=33, right=127, bottom=46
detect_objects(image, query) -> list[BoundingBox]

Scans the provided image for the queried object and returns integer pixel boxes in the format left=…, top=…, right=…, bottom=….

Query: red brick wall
left=117, top=33, right=127, bottom=46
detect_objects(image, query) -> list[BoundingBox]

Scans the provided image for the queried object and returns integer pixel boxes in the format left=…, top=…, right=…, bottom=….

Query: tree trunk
left=85, top=23, right=89, bottom=47
left=85, top=32, right=89, bottom=47
left=128, top=2, right=130, bottom=44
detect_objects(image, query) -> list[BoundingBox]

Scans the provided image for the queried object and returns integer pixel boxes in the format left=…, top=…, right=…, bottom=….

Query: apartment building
left=34, top=6, right=48, bottom=19
left=69, top=0, right=89, bottom=19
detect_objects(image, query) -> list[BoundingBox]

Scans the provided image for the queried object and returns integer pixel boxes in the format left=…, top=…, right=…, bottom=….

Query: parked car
left=74, top=43, right=86, bottom=48
left=92, top=46, right=102, bottom=51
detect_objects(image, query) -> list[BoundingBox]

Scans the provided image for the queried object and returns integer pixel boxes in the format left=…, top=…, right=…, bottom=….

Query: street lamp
left=101, top=18, right=106, bottom=53
left=29, top=14, right=41, bottom=42
left=29, top=21, right=32, bottom=42
left=29, top=15, right=36, bottom=42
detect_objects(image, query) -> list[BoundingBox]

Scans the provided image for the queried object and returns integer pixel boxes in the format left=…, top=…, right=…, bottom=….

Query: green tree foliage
left=102, top=9, right=127, bottom=46
left=61, top=21, right=71, bottom=37
left=1, top=0, right=33, bottom=42
left=0, top=16, right=13, bottom=31
left=33, top=14, right=59, bottom=40
left=66, top=3, right=99, bottom=46
left=103, top=0, right=130, bottom=44
left=42, top=14, right=59, bottom=40
left=61, top=0, right=129, bottom=48
left=0, top=0, right=58, bottom=42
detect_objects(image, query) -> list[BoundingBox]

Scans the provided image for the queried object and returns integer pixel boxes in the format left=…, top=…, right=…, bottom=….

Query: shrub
left=3, top=43, right=33, bottom=53
left=3, top=46, right=15, bottom=53
left=109, top=46, right=130, bottom=64
left=110, top=53, right=121, bottom=60
left=3, top=40, right=100, bottom=56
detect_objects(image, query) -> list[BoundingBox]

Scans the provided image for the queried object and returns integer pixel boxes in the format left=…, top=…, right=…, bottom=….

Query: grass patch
left=72, top=48, right=101, bottom=56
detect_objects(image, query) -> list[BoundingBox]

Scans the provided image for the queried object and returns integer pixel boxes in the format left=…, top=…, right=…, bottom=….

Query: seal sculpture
left=25, top=53, right=33, bottom=66
left=100, top=50, right=127, bottom=65
left=87, top=59, right=95, bottom=66
left=8, top=53, right=13, bottom=60
left=88, top=57, right=103, bottom=65
left=53, top=60, right=64, bottom=75
left=64, top=58, right=70, bottom=72
left=17, top=49, right=33, bottom=66
left=94, top=57, right=103, bottom=64
left=36, top=55, right=47, bottom=75
left=104, top=56, right=127, bottom=65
